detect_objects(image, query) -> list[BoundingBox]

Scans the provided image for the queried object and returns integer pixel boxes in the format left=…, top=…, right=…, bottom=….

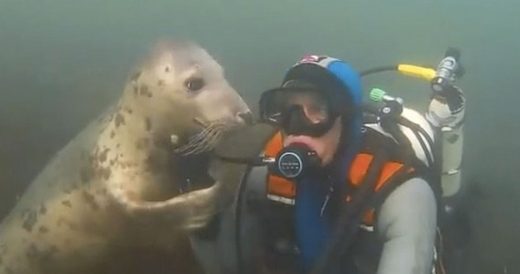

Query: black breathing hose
left=360, top=65, right=398, bottom=77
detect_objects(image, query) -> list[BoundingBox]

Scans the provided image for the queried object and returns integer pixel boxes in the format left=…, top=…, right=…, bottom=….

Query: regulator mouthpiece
left=273, top=144, right=321, bottom=179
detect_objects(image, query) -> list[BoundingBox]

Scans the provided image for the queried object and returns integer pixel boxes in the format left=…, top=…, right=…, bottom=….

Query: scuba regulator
left=431, top=48, right=465, bottom=93
left=221, top=141, right=322, bottom=179
left=272, top=144, right=321, bottom=179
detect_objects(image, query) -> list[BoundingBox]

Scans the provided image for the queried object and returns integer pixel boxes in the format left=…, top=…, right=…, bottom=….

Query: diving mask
left=259, top=83, right=340, bottom=137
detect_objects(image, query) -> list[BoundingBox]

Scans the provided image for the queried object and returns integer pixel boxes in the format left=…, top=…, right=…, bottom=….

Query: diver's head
left=260, top=55, right=363, bottom=167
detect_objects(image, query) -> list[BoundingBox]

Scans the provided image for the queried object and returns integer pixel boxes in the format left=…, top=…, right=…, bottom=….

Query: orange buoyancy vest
left=263, top=131, right=414, bottom=228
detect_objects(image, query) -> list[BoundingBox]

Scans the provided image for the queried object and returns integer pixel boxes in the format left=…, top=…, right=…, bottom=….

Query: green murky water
left=1, top=1, right=519, bottom=273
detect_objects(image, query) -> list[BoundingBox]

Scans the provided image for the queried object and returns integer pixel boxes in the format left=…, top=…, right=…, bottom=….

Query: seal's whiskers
left=173, top=120, right=235, bottom=156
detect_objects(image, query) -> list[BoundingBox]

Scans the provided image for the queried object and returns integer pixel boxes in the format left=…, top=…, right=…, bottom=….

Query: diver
left=235, top=54, right=466, bottom=274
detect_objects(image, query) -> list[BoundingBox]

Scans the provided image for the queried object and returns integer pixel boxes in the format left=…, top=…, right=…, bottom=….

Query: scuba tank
left=427, top=50, right=465, bottom=198
left=428, top=89, right=465, bottom=198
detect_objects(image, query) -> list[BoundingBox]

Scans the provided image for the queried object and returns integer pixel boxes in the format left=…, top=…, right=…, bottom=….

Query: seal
left=0, top=40, right=251, bottom=274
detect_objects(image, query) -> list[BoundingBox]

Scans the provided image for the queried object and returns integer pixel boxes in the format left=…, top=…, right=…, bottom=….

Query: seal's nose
left=237, top=111, right=254, bottom=125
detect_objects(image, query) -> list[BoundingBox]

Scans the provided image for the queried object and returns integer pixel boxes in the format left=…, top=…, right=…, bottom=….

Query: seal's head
left=125, top=40, right=251, bottom=155
left=103, top=40, right=251, bottom=231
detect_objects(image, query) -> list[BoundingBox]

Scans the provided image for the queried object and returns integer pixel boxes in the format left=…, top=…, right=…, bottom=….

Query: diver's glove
left=426, top=85, right=465, bottom=128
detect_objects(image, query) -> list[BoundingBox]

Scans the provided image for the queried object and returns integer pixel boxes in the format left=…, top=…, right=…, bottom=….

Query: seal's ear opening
left=214, top=123, right=278, bottom=163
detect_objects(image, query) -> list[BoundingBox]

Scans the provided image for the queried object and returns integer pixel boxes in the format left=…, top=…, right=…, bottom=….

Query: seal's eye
left=185, top=77, right=205, bottom=92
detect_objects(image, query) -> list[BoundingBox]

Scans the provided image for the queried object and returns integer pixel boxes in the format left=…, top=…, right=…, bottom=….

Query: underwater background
left=0, top=0, right=518, bottom=273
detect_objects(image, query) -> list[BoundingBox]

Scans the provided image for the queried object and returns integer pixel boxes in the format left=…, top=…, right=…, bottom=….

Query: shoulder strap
left=310, top=145, right=390, bottom=274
